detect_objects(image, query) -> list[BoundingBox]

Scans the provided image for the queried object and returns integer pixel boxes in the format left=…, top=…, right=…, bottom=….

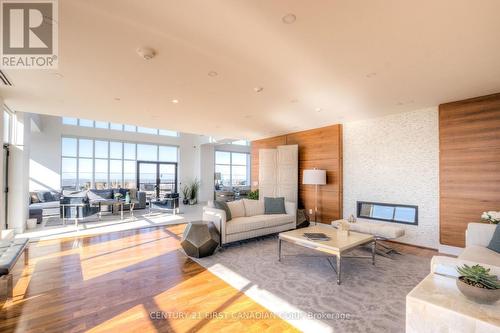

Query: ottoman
left=181, top=221, right=220, bottom=258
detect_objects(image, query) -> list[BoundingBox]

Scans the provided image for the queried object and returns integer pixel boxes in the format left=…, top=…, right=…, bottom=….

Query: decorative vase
left=189, top=198, right=197, bottom=205
left=456, top=277, right=500, bottom=304
left=338, top=220, right=350, bottom=237
left=183, top=198, right=189, bottom=205
left=125, top=192, right=130, bottom=204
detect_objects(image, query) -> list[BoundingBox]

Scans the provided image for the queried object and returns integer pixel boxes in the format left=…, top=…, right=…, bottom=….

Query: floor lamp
left=303, top=169, right=326, bottom=224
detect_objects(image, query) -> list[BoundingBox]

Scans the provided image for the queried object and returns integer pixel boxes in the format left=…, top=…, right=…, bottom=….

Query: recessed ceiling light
left=282, top=13, right=297, bottom=24
left=208, top=71, right=218, bottom=77
left=366, top=72, right=377, bottom=78
left=254, top=87, right=264, bottom=93
left=290, top=99, right=299, bottom=103
left=315, top=108, right=322, bottom=112
left=114, top=97, right=121, bottom=101
left=172, top=99, right=179, bottom=104
left=136, top=47, right=156, bottom=60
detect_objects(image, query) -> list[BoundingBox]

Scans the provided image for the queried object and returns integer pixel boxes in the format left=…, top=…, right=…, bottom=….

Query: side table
left=181, top=221, right=220, bottom=258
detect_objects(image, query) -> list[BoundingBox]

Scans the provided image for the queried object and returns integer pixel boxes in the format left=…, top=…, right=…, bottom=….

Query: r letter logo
left=1, top=0, right=58, bottom=69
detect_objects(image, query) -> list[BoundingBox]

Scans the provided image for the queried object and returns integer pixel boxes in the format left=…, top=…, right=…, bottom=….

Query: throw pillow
left=214, top=200, right=232, bottom=222
left=30, top=192, right=40, bottom=204
left=264, top=197, right=286, bottom=214
left=487, top=224, right=500, bottom=254
left=36, top=191, right=47, bottom=203
left=226, top=200, right=245, bottom=218
left=243, top=199, right=264, bottom=217
left=43, top=191, right=56, bottom=202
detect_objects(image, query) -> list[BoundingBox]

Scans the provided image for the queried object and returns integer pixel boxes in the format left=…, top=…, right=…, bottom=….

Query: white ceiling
left=2, top=0, right=500, bottom=140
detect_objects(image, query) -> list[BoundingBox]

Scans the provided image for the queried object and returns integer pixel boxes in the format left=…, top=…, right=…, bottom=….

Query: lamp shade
left=302, top=169, right=326, bottom=185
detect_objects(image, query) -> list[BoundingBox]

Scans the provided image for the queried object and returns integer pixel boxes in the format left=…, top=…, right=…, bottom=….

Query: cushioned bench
left=0, top=238, right=29, bottom=299
left=332, top=220, right=405, bottom=257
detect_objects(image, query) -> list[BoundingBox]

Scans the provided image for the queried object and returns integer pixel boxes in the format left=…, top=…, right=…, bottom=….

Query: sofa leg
left=0, top=274, right=13, bottom=300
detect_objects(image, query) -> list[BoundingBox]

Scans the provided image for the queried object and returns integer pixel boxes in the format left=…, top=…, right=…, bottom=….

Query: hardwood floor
left=0, top=225, right=439, bottom=333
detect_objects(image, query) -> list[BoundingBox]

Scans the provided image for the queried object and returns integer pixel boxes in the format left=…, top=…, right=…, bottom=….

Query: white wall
left=8, top=112, right=32, bottom=232
left=29, top=115, right=210, bottom=192
left=343, top=107, right=439, bottom=249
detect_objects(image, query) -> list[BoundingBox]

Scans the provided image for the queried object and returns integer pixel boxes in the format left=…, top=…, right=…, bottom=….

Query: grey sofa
left=29, top=189, right=147, bottom=223
left=29, top=191, right=61, bottom=223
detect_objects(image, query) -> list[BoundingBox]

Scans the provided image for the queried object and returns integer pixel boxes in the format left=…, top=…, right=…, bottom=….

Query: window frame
left=215, top=150, right=250, bottom=187
left=61, top=117, right=178, bottom=137
left=60, top=135, right=179, bottom=190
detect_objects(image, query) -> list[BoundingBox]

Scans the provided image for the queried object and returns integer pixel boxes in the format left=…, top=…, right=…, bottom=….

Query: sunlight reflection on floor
left=17, top=211, right=190, bottom=241
left=203, top=263, right=333, bottom=333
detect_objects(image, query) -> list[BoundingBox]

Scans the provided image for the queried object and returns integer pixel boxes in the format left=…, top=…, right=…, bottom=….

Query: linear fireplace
left=356, top=201, right=418, bottom=225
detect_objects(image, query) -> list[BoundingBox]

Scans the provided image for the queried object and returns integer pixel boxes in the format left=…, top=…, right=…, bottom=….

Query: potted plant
left=456, top=264, right=500, bottom=304
left=247, top=189, right=259, bottom=200
left=181, top=184, right=190, bottom=205
left=188, top=179, right=201, bottom=205
left=481, top=211, right=500, bottom=224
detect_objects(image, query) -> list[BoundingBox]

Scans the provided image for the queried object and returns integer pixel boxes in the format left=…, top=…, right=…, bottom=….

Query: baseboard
left=438, top=244, right=464, bottom=256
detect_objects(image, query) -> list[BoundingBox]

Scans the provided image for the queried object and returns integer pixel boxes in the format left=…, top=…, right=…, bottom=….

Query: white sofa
left=431, top=223, right=500, bottom=277
left=202, top=199, right=296, bottom=245
left=406, top=223, right=500, bottom=332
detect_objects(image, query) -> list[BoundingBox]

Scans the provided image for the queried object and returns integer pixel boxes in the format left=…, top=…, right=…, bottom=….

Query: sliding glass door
left=137, top=161, right=177, bottom=198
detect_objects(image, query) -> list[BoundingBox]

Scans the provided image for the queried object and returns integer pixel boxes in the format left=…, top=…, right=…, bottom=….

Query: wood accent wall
left=251, top=125, right=343, bottom=224
left=439, top=93, right=500, bottom=247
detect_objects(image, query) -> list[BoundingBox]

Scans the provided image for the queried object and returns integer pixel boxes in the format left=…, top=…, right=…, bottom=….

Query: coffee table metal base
left=278, top=237, right=376, bottom=285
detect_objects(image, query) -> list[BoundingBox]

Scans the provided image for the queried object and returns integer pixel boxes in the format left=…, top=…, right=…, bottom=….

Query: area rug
left=194, top=236, right=430, bottom=333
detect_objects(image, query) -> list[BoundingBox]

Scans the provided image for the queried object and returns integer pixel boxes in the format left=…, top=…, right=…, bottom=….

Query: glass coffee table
left=278, top=224, right=376, bottom=285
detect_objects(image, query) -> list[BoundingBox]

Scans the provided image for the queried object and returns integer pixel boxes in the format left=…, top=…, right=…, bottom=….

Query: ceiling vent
left=0, top=71, right=13, bottom=86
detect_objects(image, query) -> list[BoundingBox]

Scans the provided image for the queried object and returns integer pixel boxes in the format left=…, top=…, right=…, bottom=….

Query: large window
left=61, top=136, right=178, bottom=190
left=62, top=117, right=179, bottom=137
left=215, top=151, right=250, bottom=187
left=3, top=110, right=12, bottom=144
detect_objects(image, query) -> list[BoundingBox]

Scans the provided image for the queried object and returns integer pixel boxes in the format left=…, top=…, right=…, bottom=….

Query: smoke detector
left=136, top=47, right=156, bottom=60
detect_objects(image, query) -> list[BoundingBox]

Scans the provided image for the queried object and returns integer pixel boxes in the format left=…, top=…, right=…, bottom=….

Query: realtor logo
left=1, top=0, right=58, bottom=68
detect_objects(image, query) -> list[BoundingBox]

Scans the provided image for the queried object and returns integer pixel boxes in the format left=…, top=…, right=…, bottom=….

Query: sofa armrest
left=465, top=223, right=496, bottom=247
left=203, top=206, right=227, bottom=244
left=285, top=201, right=296, bottom=217
left=431, top=255, right=500, bottom=278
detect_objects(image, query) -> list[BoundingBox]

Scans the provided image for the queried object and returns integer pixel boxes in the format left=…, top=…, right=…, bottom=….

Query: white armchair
left=431, top=223, right=499, bottom=277
left=203, top=200, right=296, bottom=245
